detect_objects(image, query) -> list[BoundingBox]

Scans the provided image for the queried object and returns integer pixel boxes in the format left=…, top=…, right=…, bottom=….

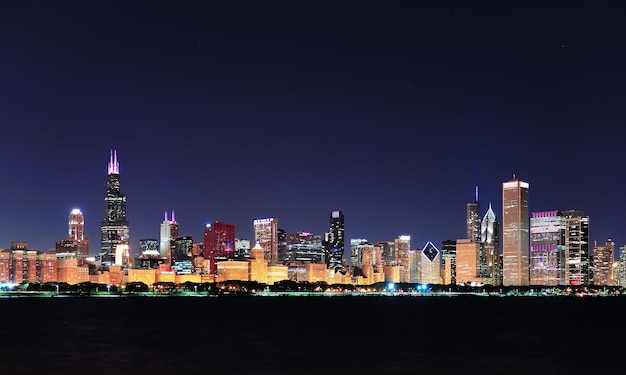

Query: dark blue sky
left=1, top=1, right=624, bottom=256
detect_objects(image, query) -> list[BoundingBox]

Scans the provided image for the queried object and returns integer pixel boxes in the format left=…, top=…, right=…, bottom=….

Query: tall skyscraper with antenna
left=160, top=210, right=179, bottom=261
left=99, top=150, right=129, bottom=267
left=466, top=186, right=481, bottom=243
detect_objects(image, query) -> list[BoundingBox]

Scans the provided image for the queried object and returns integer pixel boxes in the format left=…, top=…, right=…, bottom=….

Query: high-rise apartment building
left=324, top=210, right=345, bottom=270
left=160, top=211, right=179, bottom=259
left=530, top=211, right=565, bottom=285
left=204, top=221, right=236, bottom=274
left=502, top=178, right=529, bottom=286
left=99, top=150, right=129, bottom=267
left=592, top=239, right=614, bottom=286
left=563, top=210, right=589, bottom=285
left=254, top=218, right=278, bottom=265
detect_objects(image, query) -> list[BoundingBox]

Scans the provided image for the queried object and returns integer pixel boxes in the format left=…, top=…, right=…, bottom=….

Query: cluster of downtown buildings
left=1, top=150, right=625, bottom=290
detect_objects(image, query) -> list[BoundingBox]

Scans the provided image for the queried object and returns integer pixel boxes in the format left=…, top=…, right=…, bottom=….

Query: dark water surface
left=0, top=295, right=623, bottom=374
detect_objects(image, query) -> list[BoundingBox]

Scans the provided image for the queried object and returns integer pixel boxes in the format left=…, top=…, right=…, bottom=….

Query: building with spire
left=466, top=186, right=481, bottom=243
left=160, top=210, right=179, bottom=262
left=481, top=203, right=500, bottom=285
left=99, top=150, right=129, bottom=268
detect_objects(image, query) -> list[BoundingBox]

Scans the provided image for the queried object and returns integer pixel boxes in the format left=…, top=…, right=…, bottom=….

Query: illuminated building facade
left=57, top=252, right=79, bottom=285
left=160, top=211, right=179, bottom=259
left=480, top=204, right=500, bottom=284
left=235, top=238, right=251, bottom=258
left=563, top=210, right=589, bottom=285
left=172, top=236, right=193, bottom=265
left=350, top=238, right=372, bottom=270
left=254, top=218, right=278, bottom=265
left=456, top=238, right=481, bottom=284
left=100, top=150, right=129, bottom=267
left=68, top=209, right=89, bottom=261
left=395, top=235, right=411, bottom=282
left=281, top=232, right=324, bottom=264
left=592, top=239, right=614, bottom=286
left=530, top=211, right=565, bottom=286
left=324, top=210, right=345, bottom=270
left=37, top=253, right=57, bottom=283
left=467, top=186, right=481, bottom=242
left=502, top=178, right=530, bottom=286
left=248, top=241, right=268, bottom=283
left=419, top=241, right=441, bottom=284
left=441, top=240, right=456, bottom=285
left=139, top=239, right=159, bottom=254
left=379, top=241, right=396, bottom=266
left=616, top=246, right=626, bottom=286
left=204, top=221, right=236, bottom=275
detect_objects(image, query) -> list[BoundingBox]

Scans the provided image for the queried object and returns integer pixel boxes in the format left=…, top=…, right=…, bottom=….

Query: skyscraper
left=530, top=211, right=565, bottom=285
left=324, top=210, right=345, bottom=270
left=67, top=208, right=89, bottom=262
left=481, top=203, right=500, bottom=285
left=466, top=186, right=481, bottom=243
left=253, top=218, right=278, bottom=265
left=160, top=211, right=179, bottom=259
left=592, top=239, right=614, bottom=286
left=99, top=150, right=129, bottom=267
left=395, top=235, right=411, bottom=283
left=441, top=239, right=456, bottom=285
left=419, top=241, right=441, bottom=284
left=502, top=177, right=529, bottom=286
left=563, top=210, right=589, bottom=285
left=204, top=221, right=236, bottom=275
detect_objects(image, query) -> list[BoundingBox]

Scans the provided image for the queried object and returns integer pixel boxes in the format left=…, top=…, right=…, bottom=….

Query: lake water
left=0, top=295, right=622, bottom=374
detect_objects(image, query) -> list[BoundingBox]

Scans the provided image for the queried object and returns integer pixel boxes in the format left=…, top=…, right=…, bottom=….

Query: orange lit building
left=57, top=253, right=79, bottom=285
left=267, top=265, right=288, bottom=284
left=37, top=253, right=57, bottom=283
left=90, top=272, right=110, bottom=285
left=303, top=263, right=327, bottom=283
left=593, top=239, right=614, bottom=286
left=0, top=251, right=10, bottom=282
left=175, top=274, right=201, bottom=284
left=128, top=268, right=157, bottom=286
left=217, top=260, right=249, bottom=282
left=77, top=265, right=90, bottom=283
left=248, top=241, right=268, bottom=283
left=456, top=238, right=481, bottom=284
left=383, top=265, right=400, bottom=283
left=395, top=235, right=411, bottom=282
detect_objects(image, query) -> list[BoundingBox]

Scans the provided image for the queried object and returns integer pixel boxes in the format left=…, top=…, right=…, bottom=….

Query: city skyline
left=1, top=1, right=624, bottom=254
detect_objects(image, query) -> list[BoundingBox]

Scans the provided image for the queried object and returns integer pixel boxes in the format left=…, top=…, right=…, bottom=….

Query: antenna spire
left=107, top=149, right=120, bottom=175
left=475, top=185, right=479, bottom=202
